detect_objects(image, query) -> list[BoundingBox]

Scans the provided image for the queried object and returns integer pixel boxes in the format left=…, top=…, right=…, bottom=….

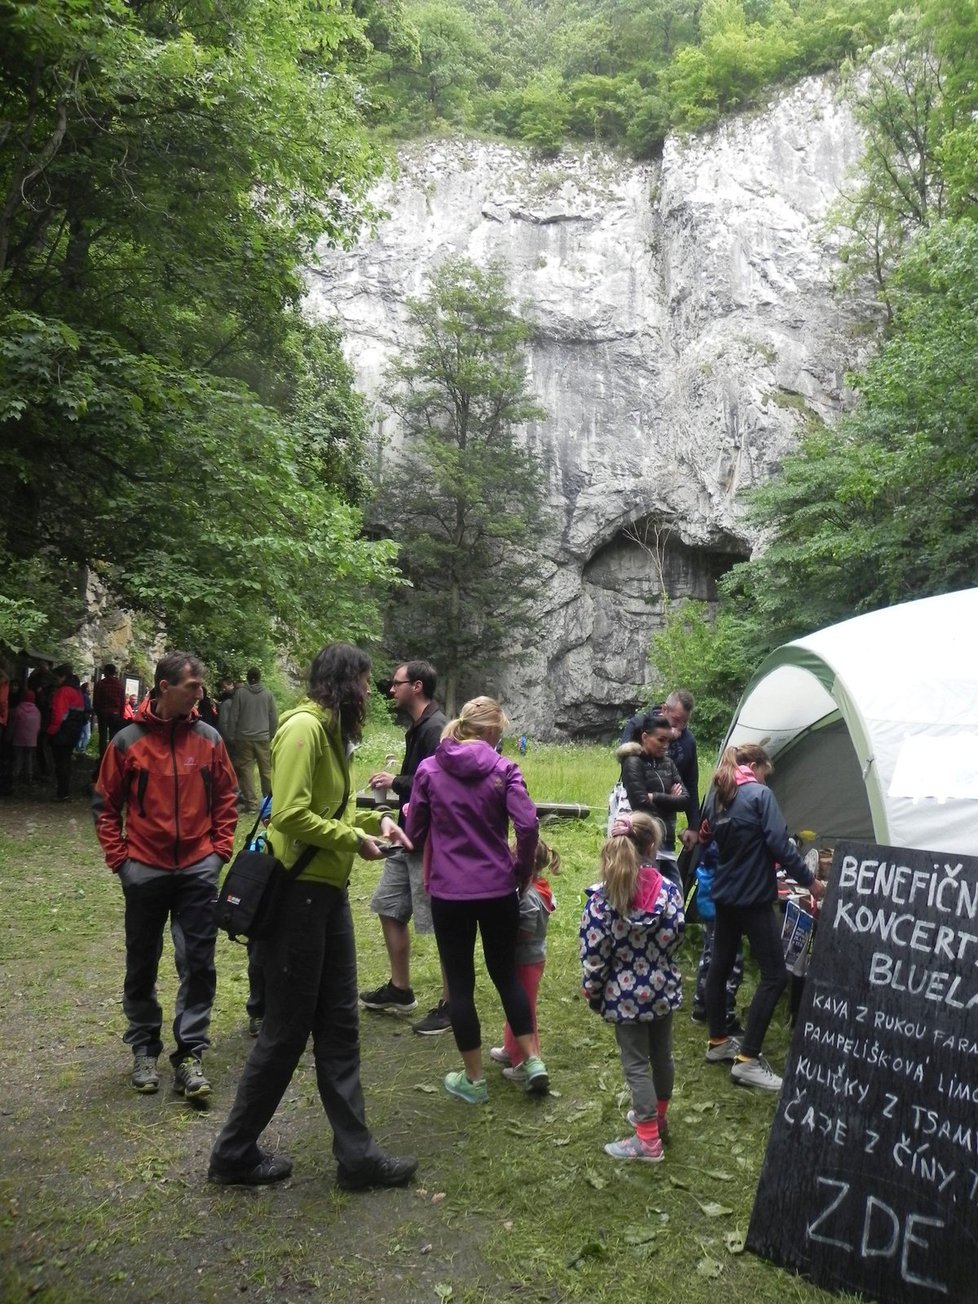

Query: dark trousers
left=211, top=881, right=380, bottom=1172
left=50, top=739, right=73, bottom=799
left=431, top=893, right=532, bottom=1055
left=246, top=939, right=264, bottom=1018
left=705, top=902, right=786, bottom=1058
left=120, top=860, right=219, bottom=1066
left=695, top=920, right=744, bottom=1016
left=97, top=713, right=124, bottom=758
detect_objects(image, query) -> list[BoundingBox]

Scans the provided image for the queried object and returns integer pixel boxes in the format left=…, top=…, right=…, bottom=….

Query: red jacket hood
left=135, top=696, right=199, bottom=729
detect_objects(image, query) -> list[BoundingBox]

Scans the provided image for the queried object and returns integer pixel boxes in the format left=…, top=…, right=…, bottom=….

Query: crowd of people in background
left=0, top=661, right=93, bottom=800
left=0, top=658, right=278, bottom=810
left=2, top=642, right=823, bottom=1188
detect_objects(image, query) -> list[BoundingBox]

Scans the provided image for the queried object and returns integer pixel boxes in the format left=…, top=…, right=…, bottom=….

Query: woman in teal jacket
left=209, top=644, right=418, bottom=1190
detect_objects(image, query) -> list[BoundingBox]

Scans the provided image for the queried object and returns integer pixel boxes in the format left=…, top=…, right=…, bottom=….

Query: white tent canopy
left=722, top=588, right=978, bottom=858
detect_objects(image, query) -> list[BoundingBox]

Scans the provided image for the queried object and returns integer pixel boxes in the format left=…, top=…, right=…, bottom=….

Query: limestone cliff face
left=306, top=74, right=871, bottom=738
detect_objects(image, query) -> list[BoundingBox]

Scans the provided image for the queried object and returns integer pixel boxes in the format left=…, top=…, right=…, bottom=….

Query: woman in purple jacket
left=404, top=697, right=548, bottom=1103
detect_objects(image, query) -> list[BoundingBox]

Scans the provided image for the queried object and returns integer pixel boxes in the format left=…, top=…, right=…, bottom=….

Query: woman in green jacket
left=209, top=644, right=418, bottom=1190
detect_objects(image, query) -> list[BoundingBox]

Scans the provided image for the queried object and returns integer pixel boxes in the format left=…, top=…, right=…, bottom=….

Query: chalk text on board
left=807, top=1178, right=948, bottom=1294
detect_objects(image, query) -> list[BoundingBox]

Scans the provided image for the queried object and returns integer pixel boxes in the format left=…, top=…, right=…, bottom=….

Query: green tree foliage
left=0, top=311, right=397, bottom=666
left=833, top=10, right=951, bottom=309
left=364, top=0, right=487, bottom=132
left=374, top=258, right=549, bottom=714
left=648, top=600, right=758, bottom=756
left=516, top=77, right=572, bottom=153
left=832, top=1, right=978, bottom=307
left=723, top=219, right=978, bottom=645
left=0, top=0, right=398, bottom=661
left=656, top=2, right=978, bottom=716
left=359, top=0, right=898, bottom=155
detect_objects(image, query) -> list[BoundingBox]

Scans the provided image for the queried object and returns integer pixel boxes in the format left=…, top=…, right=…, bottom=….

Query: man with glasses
left=359, top=661, right=451, bottom=1035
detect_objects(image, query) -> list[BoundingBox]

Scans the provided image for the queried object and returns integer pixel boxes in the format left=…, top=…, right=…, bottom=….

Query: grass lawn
left=0, top=734, right=861, bottom=1303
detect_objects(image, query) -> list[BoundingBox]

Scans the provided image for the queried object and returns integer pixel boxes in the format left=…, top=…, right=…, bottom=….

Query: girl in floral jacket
left=580, top=811, right=685, bottom=1162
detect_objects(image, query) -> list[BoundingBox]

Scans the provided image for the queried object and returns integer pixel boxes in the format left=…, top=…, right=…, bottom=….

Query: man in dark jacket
left=359, top=660, right=450, bottom=1035
left=92, top=664, right=127, bottom=758
left=93, top=652, right=238, bottom=1098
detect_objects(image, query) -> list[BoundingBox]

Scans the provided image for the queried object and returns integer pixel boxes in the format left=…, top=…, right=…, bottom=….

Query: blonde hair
left=442, top=695, right=509, bottom=743
left=713, top=743, right=772, bottom=813
left=600, top=811, right=663, bottom=915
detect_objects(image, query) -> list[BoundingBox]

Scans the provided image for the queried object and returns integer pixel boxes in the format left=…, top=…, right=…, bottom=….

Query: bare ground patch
left=1, top=780, right=853, bottom=1304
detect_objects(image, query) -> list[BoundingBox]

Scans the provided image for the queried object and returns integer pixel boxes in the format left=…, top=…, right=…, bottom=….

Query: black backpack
left=55, top=707, right=88, bottom=748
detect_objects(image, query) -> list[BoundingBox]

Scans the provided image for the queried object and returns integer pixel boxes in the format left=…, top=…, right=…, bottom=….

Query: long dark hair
left=308, top=643, right=371, bottom=744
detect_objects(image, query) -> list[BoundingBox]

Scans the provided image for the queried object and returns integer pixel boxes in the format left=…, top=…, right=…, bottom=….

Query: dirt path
left=0, top=796, right=522, bottom=1304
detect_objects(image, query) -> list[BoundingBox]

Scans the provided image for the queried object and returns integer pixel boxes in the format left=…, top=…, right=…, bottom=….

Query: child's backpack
left=693, top=864, right=716, bottom=920
left=683, top=840, right=718, bottom=923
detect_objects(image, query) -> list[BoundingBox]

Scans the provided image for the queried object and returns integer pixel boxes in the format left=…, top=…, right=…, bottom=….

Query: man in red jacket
left=93, top=652, right=238, bottom=1098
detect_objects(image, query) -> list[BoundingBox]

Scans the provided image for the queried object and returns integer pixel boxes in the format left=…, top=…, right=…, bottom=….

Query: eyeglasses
left=389, top=678, right=413, bottom=687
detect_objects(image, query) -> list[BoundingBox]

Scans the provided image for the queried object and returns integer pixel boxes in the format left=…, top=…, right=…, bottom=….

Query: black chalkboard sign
left=748, top=840, right=978, bottom=1304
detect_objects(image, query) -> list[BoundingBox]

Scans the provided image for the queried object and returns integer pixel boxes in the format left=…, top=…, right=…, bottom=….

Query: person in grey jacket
left=699, top=743, right=824, bottom=1093
left=227, top=667, right=278, bottom=812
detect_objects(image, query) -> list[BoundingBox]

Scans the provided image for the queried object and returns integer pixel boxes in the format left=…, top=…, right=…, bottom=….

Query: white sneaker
left=731, top=1055, right=782, bottom=1092
left=489, top=1046, right=512, bottom=1066
left=705, top=1036, right=740, bottom=1063
left=502, top=1064, right=526, bottom=1083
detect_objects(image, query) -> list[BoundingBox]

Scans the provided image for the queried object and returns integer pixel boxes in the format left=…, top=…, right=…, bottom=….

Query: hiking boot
left=174, top=1056, right=211, bottom=1099
left=502, top=1063, right=526, bottom=1084
left=131, top=1054, right=159, bottom=1094
left=690, top=1003, right=707, bottom=1023
left=411, top=1000, right=452, bottom=1035
left=208, top=1150, right=292, bottom=1186
left=336, top=1152, right=418, bottom=1191
left=489, top=1046, right=512, bottom=1066
left=522, top=1055, right=549, bottom=1095
left=444, top=1070, right=488, bottom=1104
left=705, top=1036, right=741, bottom=1063
left=731, top=1055, right=783, bottom=1092
left=627, top=1109, right=669, bottom=1143
left=604, top=1134, right=664, bottom=1163
left=248, top=1016, right=263, bottom=1037
left=359, top=980, right=417, bottom=1014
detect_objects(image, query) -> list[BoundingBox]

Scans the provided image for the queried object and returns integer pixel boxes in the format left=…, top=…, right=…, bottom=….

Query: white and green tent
left=722, top=588, right=978, bottom=857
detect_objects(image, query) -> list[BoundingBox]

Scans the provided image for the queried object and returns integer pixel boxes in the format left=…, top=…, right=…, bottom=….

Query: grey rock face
left=306, top=75, right=870, bottom=739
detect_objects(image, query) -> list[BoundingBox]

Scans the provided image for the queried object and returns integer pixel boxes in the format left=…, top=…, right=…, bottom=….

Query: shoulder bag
left=215, top=711, right=350, bottom=942
left=214, top=808, right=319, bottom=943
